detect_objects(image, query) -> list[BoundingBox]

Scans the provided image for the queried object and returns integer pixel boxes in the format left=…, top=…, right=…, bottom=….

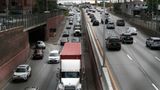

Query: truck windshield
left=61, top=72, right=80, bottom=78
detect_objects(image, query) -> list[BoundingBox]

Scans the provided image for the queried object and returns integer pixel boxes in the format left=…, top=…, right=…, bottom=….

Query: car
left=92, top=20, right=99, bottom=26
left=126, top=27, right=137, bottom=35
left=32, top=49, right=44, bottom=59
left=91, top=16, right=96, bottom=22
left=69, top=20, right=73, bottom=25
left=12, top=64, right=31, bottom=81
left=35, top=41, right=46, bottom=49
left=66, top=25, right=71, bottom=29
left=146, top=37, right=160, bottom=49
left=116, top=19, right=125, bottom=26
left=106, top=22, right=115, bottom=29
left=120, top=33, right=133, bottom=44
left=60, top=37, right=69, bottom=46
left=71, top=37, right=80, bottom=42
left=48, top=50, right=60, bottom=64
left=106, top=36, right=121, bottom=50
left=62, top=31, right=69, bottom=37
left=74, top=24, right=81, bottom=30
left=89, top=14, right=94, bottom=18
left=74, top=30, right=81, bottom=37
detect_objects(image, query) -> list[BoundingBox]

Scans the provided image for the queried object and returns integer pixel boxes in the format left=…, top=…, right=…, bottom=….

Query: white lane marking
left=155, top=57, right=160, bottom=62
left=152, top=83, right=159, bottom=90
left=127, top=54, right=133, bottom=61
left=134, top=40, right=136, bottom=43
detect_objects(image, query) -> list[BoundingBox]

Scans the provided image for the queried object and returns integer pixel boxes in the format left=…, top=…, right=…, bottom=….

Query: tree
left=146, top=0, right=160, bottom=15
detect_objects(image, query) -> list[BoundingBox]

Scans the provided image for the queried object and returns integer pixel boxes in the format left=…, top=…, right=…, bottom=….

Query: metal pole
left=103, top=0, right=106, bottom=67
left=6, top=0, right=9, bottom=15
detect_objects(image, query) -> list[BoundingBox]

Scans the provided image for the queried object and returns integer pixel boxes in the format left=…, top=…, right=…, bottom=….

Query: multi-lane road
left=2, top=7, right=97, bottom=90
left=84, top=7, right=160, bottom=90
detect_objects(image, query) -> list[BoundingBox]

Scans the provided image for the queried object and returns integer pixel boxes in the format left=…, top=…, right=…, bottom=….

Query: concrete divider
left=82, top=9, right=118, bottom=90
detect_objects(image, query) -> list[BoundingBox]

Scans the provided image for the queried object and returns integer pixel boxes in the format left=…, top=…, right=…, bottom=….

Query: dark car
left=106, top=36, right=121, bottom=50
left=66, top=25, right=71, bottom=29
left=91, top=16, right=96, bottom=22
left=120, top=33, right=133, bottom=44
left=32, top=49, right=44, bottom=59
left=116, top=19, right=125, bottom=26
left=62, top=31, right=69, bottom=37
left=89, top=14, right=94, bottom=18
left=106, top=22, right=115, bottom=29
left=60, top=37, right=69, bottom=46
left=93, top=20, right=99, bottom=26
left=146, top=37, right=160, bottom=49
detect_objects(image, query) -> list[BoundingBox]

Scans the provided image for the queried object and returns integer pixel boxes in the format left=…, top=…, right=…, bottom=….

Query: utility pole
left=103, top=0, right=106, bottom=67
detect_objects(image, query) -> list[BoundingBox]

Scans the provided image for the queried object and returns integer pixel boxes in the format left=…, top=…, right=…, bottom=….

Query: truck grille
left=65, top=86, right=75, bottom=90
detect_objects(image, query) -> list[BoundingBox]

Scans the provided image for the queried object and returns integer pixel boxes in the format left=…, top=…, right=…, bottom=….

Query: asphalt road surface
left=84, top=7, right=160, bottom=90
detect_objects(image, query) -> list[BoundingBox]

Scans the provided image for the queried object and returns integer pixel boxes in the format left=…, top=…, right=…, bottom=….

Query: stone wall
left=0, top=27, right=30, bottom=85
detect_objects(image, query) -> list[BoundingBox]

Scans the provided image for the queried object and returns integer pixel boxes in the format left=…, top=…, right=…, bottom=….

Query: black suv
left=32, top=49, right=44, bottom=59
left=146, top=37, right=160, bottom=49
left=116, top=19, right=125, bottom=26
left=106, top=36, right=121, bottom=50
left=120, top=33, right=133, bottom=44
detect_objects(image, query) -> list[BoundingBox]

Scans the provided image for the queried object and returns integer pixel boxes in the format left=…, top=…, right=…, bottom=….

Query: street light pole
left=6, top=0, right=9, bottom=16
left=103, top=0, right=106, bottom=67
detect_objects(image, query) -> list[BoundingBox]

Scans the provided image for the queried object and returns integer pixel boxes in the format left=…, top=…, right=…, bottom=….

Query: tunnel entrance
left=28, top=25, right=46, bottom=47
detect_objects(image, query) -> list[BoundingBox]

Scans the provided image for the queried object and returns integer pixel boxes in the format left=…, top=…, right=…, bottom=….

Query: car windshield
left=61, top=72, right=80, bottom=78
left=16, top=68, right=26, bottom=72
left=50, top=53, right=58, bottom=56
left=109, top=39, right=120, bottom=42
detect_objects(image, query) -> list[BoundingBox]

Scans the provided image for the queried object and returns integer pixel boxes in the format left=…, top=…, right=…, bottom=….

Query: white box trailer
left=57, top=59, right=82, bottom=90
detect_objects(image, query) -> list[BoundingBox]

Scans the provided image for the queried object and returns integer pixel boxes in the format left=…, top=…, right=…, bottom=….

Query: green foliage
left=113, top=3, right=122, bottom=13
left=146, top=0, right=160, bottom=14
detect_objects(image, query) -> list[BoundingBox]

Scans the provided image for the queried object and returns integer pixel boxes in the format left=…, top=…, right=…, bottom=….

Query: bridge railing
left=0, top=12, right=62, bottom=31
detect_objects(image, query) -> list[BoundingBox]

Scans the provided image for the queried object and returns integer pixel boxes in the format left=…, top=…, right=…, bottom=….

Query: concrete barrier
left=82, top=9, right=117, bottom=90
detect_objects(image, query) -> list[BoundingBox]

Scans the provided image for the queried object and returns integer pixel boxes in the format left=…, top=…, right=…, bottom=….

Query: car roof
left=150, top=37, right=160, bottom=40
left=17, top=64, right=29, bottom=68
left=107, top=36, right=120, bottom=39
left=50, top=50, right=59, bottom=53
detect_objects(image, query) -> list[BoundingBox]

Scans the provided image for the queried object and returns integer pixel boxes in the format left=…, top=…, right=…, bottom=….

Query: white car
left=36, top=41, right=46, bottom=49
left=12, top=64, right=31, bottom=81
left=127, top=27, right=137, bottom=35
left=48, top=50, right=60, bottom=64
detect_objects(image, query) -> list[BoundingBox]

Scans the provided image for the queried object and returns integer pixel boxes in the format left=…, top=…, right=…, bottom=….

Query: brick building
left=0, top=0, right=35, bottom=14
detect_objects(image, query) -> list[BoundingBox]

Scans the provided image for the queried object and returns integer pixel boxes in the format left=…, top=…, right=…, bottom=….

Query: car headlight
left=76, top=84, right=81, bottom=90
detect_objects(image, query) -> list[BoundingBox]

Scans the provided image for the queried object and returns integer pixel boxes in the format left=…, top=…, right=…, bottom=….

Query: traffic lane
left=84, top=10, right=158, bottom=90
left=4, top=44, right=60, bottom=90
left=105, top=50, right=155, bottom=90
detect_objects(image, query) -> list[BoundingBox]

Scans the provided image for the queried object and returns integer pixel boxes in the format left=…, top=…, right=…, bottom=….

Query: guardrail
left=82, top=9, right=114, bottom=90
left=0, top=12, right=62, bottom=31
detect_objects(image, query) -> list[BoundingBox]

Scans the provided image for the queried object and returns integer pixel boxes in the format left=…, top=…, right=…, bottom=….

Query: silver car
left=12, top=64, right=31, bottom=81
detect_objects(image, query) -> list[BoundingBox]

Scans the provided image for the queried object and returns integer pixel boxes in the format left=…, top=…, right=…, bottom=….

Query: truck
left=57, top=42, right=82, bottom=90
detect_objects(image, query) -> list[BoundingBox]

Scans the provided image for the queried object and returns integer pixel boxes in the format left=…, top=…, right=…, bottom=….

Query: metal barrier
left=0, top=12, right=62, bottom=31
left=82, top=9, right=114, bottom=90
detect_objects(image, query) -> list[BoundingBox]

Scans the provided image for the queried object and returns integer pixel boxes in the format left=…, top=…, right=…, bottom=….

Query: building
left=0, top=0, right=35, bottom=15
left=121, top=0, right=147, bottom=16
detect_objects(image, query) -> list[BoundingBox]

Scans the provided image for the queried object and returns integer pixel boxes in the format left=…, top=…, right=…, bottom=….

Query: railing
left=0, top=12, right=62, bottom=31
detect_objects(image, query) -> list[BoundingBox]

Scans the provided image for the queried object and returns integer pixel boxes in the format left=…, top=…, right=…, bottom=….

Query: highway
left=3, top=43, right=61, bottom=90
left=84, top=7, right=160, bottom=90
left=2, top=7, right=97, bottom=90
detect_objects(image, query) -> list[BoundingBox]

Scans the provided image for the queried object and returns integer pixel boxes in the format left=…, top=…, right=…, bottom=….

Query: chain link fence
left=0, top=11, right=63, bottom=31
